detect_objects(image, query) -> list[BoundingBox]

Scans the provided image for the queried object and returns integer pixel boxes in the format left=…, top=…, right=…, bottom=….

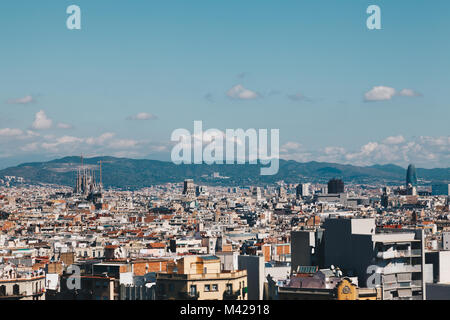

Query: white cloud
left=226, top=84, right=259, bottom=100
left=85, top=132, right=116, bottom=145
left=280, top=142, right=312, bottom=162
left=0, top=128, right=24, bottom=137
left=127, top=112, right=158, bottom=120
left=57, top=136, right=83, bottom=144
left=20, top=142, right=39, bottom=152
left=7, top=95, right=35, bottom=104
left=280, top=142, right=302, bottom=152
left=109, top=139, right=138, bottom=149
left=324, top=146, right=346, bottom=155
left=364, top=86, right=396, bottom=101
left=383, top=135, right=405, bottom=145
left=399, top=89, right=422, bottom=97
left=57, top=123, right=73, bottom=129
left=41, top=136, right=83, bottom=151
left=32, top=110, right=52, bottom=130
left=279, top=135, right=450, bottom=168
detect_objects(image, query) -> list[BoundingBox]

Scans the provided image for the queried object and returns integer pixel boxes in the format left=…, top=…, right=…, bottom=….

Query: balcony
left=376, top=249, right=421, bottom=259
left=382, top=280, right=422, bottom=290
left=382, top=264, right=422, bottom=274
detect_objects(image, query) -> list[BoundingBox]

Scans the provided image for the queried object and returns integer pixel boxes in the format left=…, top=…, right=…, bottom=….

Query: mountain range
left=0, top=156, right=449, bottom=189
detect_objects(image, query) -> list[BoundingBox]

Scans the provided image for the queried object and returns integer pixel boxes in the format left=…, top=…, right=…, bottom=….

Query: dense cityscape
left=0, top=159, right=449, bottom=301
left=1, top=2, right=449, bottom=313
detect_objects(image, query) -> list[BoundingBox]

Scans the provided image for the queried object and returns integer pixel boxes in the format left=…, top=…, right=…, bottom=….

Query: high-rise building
left=406, top=164, right=418, bottom=187
left=195, top=185, right=208, bottom=197
left=296, top=183, right=310, bottom=198
left=251, top=187, right=262, bottom=201
left=182, top=179, right=195, bottom=196
left=277, top=186, right=287, bottom=198
left=321, top=217, right=426, bottom=300
left=328, top=178, right=344, bottom=194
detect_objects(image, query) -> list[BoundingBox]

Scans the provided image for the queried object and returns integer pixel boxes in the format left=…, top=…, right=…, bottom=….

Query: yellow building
left=156, top=256, right=247, bottom=300
left=336, top=278, right=381, bottom=300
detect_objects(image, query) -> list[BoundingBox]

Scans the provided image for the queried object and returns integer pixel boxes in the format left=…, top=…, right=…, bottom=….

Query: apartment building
left=322, top=217, right=427, bottom=300
left=156, top=256, right=247, bottom=300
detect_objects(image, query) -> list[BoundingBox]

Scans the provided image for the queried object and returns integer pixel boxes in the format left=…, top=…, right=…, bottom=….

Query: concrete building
left=322, top=217, right=427, bottom=300
left=290, top=228, right=324, bottom=273
left=444, top=232, right=450, bottom=251
left=182, top=179, right=195, bottom=196
left=426, top=250, right=450, bottom=283
left=237, top=255, right=264, bottom=300
left=296, top=183, right=310, bottom=199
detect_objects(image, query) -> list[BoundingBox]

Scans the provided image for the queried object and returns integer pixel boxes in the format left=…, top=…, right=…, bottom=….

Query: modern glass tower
left=406, top=164, right=418, bottom=186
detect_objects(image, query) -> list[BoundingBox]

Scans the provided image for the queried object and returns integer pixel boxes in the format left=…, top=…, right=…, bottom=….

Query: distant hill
left=0, top=156, right=449, bottom=189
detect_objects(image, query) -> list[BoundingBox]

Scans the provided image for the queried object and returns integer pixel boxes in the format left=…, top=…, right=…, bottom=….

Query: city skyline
left=1, top=0, right=450, bottom=307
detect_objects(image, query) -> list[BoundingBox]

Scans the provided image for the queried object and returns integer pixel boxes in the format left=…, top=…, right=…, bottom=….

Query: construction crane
left=97, top=159, right=113, bottom=190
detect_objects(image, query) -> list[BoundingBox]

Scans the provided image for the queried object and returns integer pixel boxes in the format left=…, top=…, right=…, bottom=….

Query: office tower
left=296, top=183, right=310, bottom=198
left=406, top=164, right=418, bottom=187
left=381, top=191, right=390, bottom=208
left=328, top=178, right=344, bottom=194
left=182, top=179, right=195, bottom=196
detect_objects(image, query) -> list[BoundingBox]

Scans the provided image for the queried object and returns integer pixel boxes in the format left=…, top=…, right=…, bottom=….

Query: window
left=212, top=284, right=218, bottom=292
left=226, top=284, right=233, bottom=294
left=204, top=285, right=210, bottom=292
left=190, top=285, right=197, bottom=296
left=0, top=285, right=6, bottom=296
left=13, top=284, right=20, bottom=296
left=169, top=284, right=174, bottom=292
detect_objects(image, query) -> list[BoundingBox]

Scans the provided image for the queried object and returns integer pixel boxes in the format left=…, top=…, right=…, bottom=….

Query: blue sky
left=0, top=0, right=449, bottom=169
